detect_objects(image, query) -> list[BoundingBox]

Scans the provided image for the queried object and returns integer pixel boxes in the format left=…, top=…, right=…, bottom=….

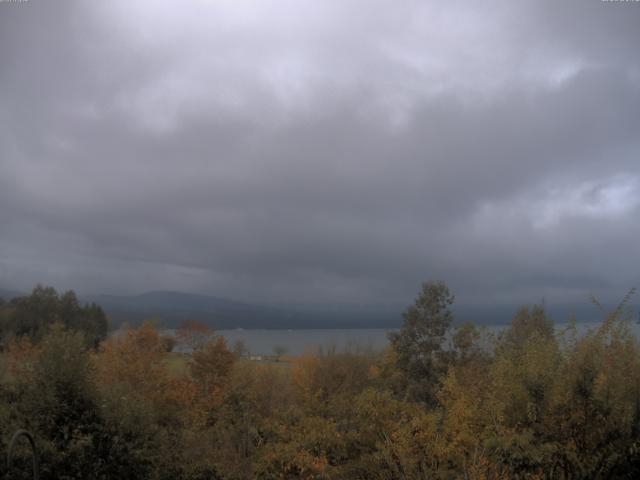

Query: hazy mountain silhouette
left=0, top=288, right=24, bottom=302
left=81, top=291, right=402, bottom=329
left=1, top=287, right=619, bottom=330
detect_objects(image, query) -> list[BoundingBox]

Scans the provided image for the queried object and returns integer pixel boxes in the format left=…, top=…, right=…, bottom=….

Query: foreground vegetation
left=1, top=283, right=640, bottom=479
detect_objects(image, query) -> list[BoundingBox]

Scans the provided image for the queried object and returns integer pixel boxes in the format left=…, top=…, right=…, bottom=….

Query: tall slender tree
left=388, top=281, right=454, bottom=404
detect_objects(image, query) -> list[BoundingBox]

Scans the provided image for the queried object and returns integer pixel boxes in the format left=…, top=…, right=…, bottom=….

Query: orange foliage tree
left=176, top=319, right=214, bottom=352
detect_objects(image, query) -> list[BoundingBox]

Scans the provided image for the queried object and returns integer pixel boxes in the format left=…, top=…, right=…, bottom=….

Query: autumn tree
left=94, top=323, right=199, bottom=479
left=499, top=304, right=554, bottom=352
left=2, top=324, right=146, bottom=479
left=190, top=337, right=235, bottom=398
left=541, top=307, right=640, bottom=477
left=207, top=361, right=288, bottom=479
left=176, top=319, right=214, bottom=352
left=388, top=280, right=454, bottom=404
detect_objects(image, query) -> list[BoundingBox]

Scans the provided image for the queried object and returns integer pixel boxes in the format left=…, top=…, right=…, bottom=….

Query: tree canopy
left=1, top=282, right=640, bottom=478
left=0, top=285, right=108, bottom=347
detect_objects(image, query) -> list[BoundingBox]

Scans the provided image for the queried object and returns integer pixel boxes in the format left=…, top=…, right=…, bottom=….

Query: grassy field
left=163, top=352, right=292, bottom=377
left=0, top=350, right=292, bottom=384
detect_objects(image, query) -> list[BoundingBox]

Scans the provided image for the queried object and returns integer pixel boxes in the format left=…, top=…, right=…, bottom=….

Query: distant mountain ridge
left=0, top=288, right=23, bottom=301
left=1, top=287, right=622, bottom=329
left=81, top=290, right=401, bottom=329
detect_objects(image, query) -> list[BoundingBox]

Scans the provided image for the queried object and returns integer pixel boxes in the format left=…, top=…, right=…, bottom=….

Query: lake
left=215, top=320, right=640, bottom=356
left=216, top=328, right=394, bottom=356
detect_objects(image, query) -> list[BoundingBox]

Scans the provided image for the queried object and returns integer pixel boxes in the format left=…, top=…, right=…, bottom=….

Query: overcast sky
left=1, top=0, right=639, bottom=308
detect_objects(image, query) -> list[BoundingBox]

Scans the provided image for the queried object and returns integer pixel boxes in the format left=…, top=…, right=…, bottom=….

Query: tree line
left=0, top=282, right=639, bottom=479
left=0, top=285, right=108, bottom=348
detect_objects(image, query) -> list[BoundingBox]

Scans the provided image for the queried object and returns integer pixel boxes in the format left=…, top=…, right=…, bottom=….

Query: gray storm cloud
left=1, top=0, right=639, bottom=308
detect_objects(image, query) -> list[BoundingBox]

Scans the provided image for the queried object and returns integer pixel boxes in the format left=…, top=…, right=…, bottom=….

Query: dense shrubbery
left=1, top=282, right=640, bottom=479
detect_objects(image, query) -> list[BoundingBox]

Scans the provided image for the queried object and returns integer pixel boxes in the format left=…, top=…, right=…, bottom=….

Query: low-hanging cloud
left=1, top=0, right=639, bottom=309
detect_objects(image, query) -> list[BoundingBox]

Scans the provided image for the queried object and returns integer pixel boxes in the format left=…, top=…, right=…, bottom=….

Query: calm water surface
left=215, top=321, right=640, bottom=356
left=217, top=328, right=393, bottom=356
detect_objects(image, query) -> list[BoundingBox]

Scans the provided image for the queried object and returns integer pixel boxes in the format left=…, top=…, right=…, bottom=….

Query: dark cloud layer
left=1, top=0, right=639, bottom=309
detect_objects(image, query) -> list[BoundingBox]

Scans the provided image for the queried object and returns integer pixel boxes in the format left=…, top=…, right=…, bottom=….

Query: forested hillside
left=1, top=283, right=639, bottom=479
